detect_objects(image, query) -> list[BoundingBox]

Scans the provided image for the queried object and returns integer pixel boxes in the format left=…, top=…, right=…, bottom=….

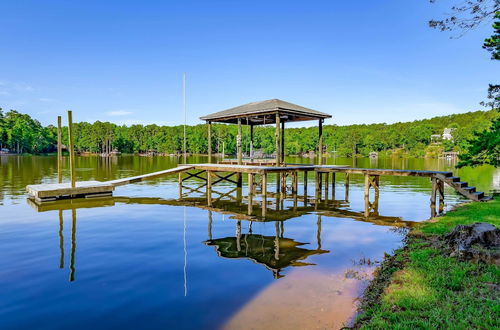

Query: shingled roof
left=200, top=99, right=332, bottom=125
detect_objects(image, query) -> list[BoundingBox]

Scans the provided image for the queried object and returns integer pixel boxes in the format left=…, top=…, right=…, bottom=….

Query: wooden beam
left=57, top=116, right=63, bottom=184
left=67, top=110, right=76, bottom=188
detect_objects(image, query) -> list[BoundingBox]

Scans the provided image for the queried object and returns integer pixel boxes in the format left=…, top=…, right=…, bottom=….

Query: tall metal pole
left=67, top=110, right=76, bottom=188
left=183, top=73, right=187, bottom=164
left=57, top=116, right=63, bottom=183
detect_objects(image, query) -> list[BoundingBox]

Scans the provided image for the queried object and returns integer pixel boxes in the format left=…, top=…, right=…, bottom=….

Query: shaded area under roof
left=200, top=99, right=332, bottom=125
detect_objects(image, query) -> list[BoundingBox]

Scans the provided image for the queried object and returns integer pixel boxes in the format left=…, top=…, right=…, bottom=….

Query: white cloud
left=106, top=110, right=133, bottom=116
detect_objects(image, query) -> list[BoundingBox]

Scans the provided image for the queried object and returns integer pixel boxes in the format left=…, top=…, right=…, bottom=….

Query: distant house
left=0, top=148, right=10, bottom=154
left=442, top=128, right=454, bottom=141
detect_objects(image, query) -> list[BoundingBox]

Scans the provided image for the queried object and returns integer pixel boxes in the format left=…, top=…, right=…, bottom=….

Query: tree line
left=0, top=107, right=497, bottom=158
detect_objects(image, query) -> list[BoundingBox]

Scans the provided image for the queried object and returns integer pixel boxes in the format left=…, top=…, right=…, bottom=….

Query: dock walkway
left=26, top=163, right=490, bottom=204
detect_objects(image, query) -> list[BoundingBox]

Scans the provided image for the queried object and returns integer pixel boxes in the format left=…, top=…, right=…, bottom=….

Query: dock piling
left=57, top=116, right=63, bottom=184
left=67, top=111, right=76, bottom=189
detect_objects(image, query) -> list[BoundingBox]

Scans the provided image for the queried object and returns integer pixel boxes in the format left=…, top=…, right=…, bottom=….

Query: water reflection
left=28, top=189, right=416, bottom=283
left=205, top=219, right=329, bottom=279
left=55, top=208, right=77, bottom=281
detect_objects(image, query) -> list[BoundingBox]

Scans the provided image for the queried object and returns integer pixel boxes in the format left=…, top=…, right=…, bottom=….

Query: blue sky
left=0, top=0, right=497, bottom=127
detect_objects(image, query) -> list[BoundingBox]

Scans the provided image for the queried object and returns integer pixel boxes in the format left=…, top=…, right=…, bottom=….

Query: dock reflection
left=28, top=189, right=416, bottom=282
left=205, top=219, right=328, bottom=279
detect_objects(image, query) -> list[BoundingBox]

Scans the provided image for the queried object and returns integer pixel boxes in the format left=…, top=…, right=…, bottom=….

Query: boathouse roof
left=200, top=99, right=332, bottom=125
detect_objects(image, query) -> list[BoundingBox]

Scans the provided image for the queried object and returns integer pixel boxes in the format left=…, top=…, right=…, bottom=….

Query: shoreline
left=353, top=198, right=499, bottom=328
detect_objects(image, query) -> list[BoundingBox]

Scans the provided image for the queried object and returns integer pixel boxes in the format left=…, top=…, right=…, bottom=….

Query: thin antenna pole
left=183, top=206, right=188, bottom=296
left=183, top=73, right=187, bottom=164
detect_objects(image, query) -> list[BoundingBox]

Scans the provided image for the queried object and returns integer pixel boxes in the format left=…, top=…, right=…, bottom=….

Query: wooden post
left=207, top=121, right=212, bottom=163
left=275, top=113, right=281, bottom=166
left=248, top=173, right=254, bottom=196
left=207, top=170, right=212, bottom=206
left=237, top=119, right=242, bottom=186
left=315, top=171, right=321, bottom=205
left=331, top=172, right=336, bottom=199
left=178, top=172, right=183, bottom=199
left=345, top=173, right=350, bottom=201
left=250, top=124, right=254, bottom=160
left=67, top=110, right=76, bottom=189
left=57, top=116, right=63, bottom=184
left=324, top=172, right=329, bottom=199
left=438, top=179, right=445, bottom=213
left=364, top=174, right=370, bottom=200
left=318, top=119, right=323, bottom=165
left=237, top=118, right=242, bottom=164
left=303, top=171, right=308, bottom=195
left=430, top=176, right=437, bottom=217
left=262, top=173, right=267, bottom=217
left=281, top=120, right=285, bottom=164
left=292, top=171, right=298, bottom=194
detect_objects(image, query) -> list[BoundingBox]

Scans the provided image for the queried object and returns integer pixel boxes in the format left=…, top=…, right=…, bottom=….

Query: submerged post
left=207, top=121, right=212, bottom=163
left=57, top=116, right=63, bottom=184
left=67, top=111, right=76, bottom=188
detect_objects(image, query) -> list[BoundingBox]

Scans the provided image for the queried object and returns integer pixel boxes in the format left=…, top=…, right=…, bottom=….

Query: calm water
left=0, top=155, right=498, bottom=329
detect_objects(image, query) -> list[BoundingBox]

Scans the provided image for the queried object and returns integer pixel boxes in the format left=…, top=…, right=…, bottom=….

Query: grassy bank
left=356, top=198, right=500, bottom=329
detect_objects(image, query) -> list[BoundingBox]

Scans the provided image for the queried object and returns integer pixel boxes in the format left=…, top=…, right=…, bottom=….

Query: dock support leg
left=304, top=171, right=308, bottom=195
left=276, top=173, right=280, bottom=193
left=331, top=173, right=336, bottom=199
left=324, top=172, right=329, bottom=203
left=57, top=116, right=63, bottom=184
left=315, top=171, right=320, bottom=207
left=345, top=173, right=350, bottom=201
left=178, top=173, right=183, bottom=199
left=67, top=110, right=76, bottom=189
left=207, top=170, right=212, bottom=206
left=364, top=174, right=370, bottom=200
left=438, top=179, right=445, bottom=213
left=292, top=171, right=298, bottom=194
left=237, top=172, right=242, bottom=188
left=431, top=177, right=437, bottom=217
left=262, top=173, right=267, bottom=217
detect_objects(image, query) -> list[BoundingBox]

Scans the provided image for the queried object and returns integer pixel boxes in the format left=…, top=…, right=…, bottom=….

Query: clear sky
left=0, top=0, right=497, bottom=127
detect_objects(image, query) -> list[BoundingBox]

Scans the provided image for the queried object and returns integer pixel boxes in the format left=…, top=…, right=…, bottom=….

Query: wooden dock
left=27, top=163, right=490, bottom=214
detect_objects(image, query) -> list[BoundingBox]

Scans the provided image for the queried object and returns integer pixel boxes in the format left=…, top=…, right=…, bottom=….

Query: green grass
left=357, top=198, right=500, bottom=329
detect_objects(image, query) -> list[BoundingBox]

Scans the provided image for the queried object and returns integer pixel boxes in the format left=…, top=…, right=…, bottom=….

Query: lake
left=0, top=155, right=498, bottom=329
